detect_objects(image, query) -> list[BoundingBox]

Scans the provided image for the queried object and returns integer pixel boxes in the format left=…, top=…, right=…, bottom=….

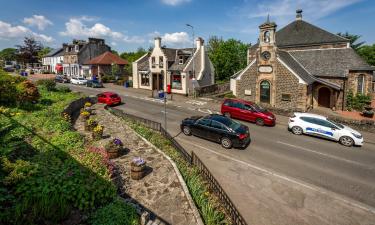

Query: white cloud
left=60, top=17, right=145, bottom=44
left=0, top=20, right=54, bottom=43
left=149, top=31, right=191, bottom=47
left=23, top=15, right=53, bottom=30
left=161, top=0, right=191, bottom=6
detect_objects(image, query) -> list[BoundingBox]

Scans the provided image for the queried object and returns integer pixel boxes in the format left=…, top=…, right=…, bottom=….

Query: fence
left=108, top=107, right=247, bottom=225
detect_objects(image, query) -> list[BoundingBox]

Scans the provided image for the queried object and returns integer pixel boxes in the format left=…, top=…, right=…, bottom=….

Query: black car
left=55, top=75, right=70, bottom=83
left=180, top=114, right=251, bottom=149
left=86, top=80, right=103, bottom=88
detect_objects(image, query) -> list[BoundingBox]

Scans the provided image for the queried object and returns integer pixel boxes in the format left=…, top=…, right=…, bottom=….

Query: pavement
left=29, top=77, right=375, bottom=224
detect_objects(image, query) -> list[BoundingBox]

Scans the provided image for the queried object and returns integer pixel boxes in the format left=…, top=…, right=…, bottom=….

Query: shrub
left=223, top=92, right=236, bottom=98
left=0, top=72, right=26, bottom=105
left=36, top=79, right=56, bottom=91
left=16, top=80, right=40, bottom=104
left=57, top=86, right=71, bottom=93
left=346, top=90, right=371, bottom=111
left=89, top=198, right=139, bottom=225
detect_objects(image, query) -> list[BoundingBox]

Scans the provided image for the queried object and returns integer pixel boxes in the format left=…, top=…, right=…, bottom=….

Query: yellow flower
left=80, top=111, right=90, bottom=117
left=93, top=125, right=103, bottom=133
left=84, top=102, right=92, bottom=107
left=15, top=112, right=21, bottom=116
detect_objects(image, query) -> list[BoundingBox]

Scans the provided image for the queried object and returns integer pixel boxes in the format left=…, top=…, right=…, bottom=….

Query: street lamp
left=186, top=24, right=196, bottom=98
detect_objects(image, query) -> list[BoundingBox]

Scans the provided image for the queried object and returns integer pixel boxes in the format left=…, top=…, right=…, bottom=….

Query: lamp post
left=186, top=24, right=196, bottom=98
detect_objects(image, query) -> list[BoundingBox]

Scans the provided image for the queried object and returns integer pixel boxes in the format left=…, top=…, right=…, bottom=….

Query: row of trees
left=337, top=32, right=375, bottom=66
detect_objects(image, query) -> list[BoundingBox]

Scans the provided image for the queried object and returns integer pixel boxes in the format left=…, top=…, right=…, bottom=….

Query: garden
left=0, top=70, right=139, bottom=225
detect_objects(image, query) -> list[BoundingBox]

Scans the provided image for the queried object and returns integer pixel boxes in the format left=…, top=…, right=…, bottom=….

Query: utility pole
left=164, top=93, right=167, bottom=131
left=186, top=24, right=196, bottom=98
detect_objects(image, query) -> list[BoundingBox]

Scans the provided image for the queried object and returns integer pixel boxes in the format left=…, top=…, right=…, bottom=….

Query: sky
left=0, top=0, right=374, bottom=52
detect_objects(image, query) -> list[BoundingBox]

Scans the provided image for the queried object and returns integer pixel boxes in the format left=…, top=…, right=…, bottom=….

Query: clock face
left=261, top=51, right=271, bottom=61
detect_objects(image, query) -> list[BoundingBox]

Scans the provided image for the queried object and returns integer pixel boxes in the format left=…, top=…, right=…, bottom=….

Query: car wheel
left=224, top=112, right=231, bottom=118
left=339, top=136, right=354, bottom=147
left=221, top=137, right=232, bottom=149
left=182, top=126, right=192, bottom=136
left=291, top=126, right=303, bottom=135
left=255, top=118, right=264, bottom=126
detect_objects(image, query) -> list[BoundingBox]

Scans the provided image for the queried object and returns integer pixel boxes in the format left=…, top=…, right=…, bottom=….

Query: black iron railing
left=108, top=107, right=247, bottom=225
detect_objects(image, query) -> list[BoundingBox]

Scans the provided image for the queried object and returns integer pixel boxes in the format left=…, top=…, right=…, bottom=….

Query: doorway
left=152, top=73, right=164, bottom=90
left=318, top=87, right=331, bottom=108
left=260, top=80, right=271, bottom=104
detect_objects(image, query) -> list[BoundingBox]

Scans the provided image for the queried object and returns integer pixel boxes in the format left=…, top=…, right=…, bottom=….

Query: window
left=314, top=118, right=336, bottom=128
left=179, top=56, right=184, bottom=64
left=75, top=45, right=79, bottom=52
left=357, top=74, right=365, bottom=94
left=281, top=94, right=291, bottom=101
left=223, top=100, right=233, bottom=107
left=300, top=117, right=316, bottom=124
left=211, top=121, right=225, bottom=130
left=260, top=80, right=271, bottom=103
left=232, top=102, right=244, bottom=109
left=65, top=47, right=69, bottom=52
left=263, top=31, right=270, bottom=43
left=197, top=119, right=211, bottom=126
left=151, top=57, right=156, bottom=68
left=172, top=74, right=182, bottom=89
left=141, top=73, right=150, bottom=86
left=159, top=56, right=163, bottom=68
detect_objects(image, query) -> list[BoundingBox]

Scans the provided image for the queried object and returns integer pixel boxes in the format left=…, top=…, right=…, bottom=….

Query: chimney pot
left=296, top=9, right=303, bottom=20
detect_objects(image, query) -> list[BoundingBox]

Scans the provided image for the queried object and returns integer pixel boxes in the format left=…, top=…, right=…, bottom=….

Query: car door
left=97, top=94, right=105, bottom=103
left=231, top=101, right=245, bottom=119
left=313, top=118, right=338, bottom=140
left=300, top=117, right=321, bottom=136
left=208, top=120, right=229, bottom=142
left=242, top=104, right=256, bottom=122
left=191, top=118, right=211, bottom=138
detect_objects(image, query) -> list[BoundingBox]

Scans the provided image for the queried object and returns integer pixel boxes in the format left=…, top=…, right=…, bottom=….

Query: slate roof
left=137, top=54, right=150, bottom=71
left=84, top=51, right=128, bottom=65
left=45, top=48, right=63, bottom=57
left=288, top=48, right=374, bottom=78
left=165, top=48, right=194, bottom=71
left=276, top=20, right=348, bottom=47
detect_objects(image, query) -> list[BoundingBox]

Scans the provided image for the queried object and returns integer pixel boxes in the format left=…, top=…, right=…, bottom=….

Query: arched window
left=263, top=31, right=270, bottom=43
left=260, top=80, right=271, bottom=103
left=357, top=74, right=365, bottom=94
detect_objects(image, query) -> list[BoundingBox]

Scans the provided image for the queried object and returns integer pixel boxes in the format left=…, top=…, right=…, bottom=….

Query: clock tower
left=256, top=15, right=277, bottom=106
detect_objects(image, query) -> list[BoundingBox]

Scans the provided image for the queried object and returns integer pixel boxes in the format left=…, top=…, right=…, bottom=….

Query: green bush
left=36, top=79, right=56, bottom=91
left=223, top=92, right=236, bottom=99
left=346, top=90, right=371, bottom=111
left=0, top=72, right=26, bottom=105
left=57, top=86, right=71, bottom=93
left=89, top=198, right=139, bottom=225
left=16, top=80, right=40, bottom=104
left=101, top=75, right=115, bottom=83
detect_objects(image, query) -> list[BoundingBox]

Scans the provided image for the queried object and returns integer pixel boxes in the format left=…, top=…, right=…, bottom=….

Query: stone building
left=132, top=37, right=215, bottom=95
left=231, top=10, right=374, bottom=111
left=62, top=38, right=110, bottom=78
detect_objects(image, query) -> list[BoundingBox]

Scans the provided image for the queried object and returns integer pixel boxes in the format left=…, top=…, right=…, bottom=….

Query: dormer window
left=65, top=47, right=69, bottom=52
left=75, top=45, right=79, bottom=52
left=263, top=31, right=270, bottom=43
left=159, top=56, right=163, bottom=68
left=179, top=56, right=184, bottom=64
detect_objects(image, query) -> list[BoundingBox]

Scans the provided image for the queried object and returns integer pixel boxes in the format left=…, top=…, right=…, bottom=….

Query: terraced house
left=231, top=10, right=374, bottom=111
left=132, top=37, right=215, bottom=95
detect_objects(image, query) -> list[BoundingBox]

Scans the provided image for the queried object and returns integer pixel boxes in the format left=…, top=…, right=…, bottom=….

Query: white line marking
left=177, top=138, right=375, bottom=214
left=277, top=141, right=375, bottom=170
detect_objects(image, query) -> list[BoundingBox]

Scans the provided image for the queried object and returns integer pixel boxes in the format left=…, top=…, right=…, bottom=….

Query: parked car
left=55, top=75, right=70, bottom=83
left=288, top=113, right=363, bottom=147
left=221, top=99, right=276, bottom=126
left=180, top=114, right=251, bottom=149
left=71, top=77, right=87, bottom=85
left=86, top=80, right=103, bottom=88
left=97, top=92, right=121, bottom=106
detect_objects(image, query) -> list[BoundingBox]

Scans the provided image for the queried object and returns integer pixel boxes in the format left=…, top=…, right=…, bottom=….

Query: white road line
left=177, top=138, right=375, bottom=214
left=277, top=141, right=375, bottom=170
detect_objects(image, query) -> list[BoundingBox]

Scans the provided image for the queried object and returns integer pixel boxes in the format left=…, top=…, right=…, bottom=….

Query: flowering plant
left=84, top=102, right=92, bottom=107
left=105, top=138, right=122, bottom=153
left=62, top=112, right=71, bottom=122
left=86, top=118, right=97, bottom=126
left=80, top=110, right=90, bottom=118
left=132, top=157, right=145, bottom=166
left=93, top=125, right=103, bottom=133
left=113, top=138, right=122, bottom=146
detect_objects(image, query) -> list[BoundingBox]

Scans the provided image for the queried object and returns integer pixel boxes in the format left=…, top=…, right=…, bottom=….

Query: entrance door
left=152, top=74, right=158, bottom=90
left=318, top=87, right=331, bottom=108
left=260, top=80, right=271, bottom=104
left=158, top=74, right=164, bottom=90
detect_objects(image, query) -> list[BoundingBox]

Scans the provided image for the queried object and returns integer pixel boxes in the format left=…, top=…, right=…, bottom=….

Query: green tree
left=120, top=47, right=147, bottom=75
left=16, top=37, right=43, bottom=64
left=111, top=50, right=119, bottom=56
left=37, top=47, right=52, bottom=61
left=357, top=44, right=375, bottom=66
left=337, top=32, right=365, bottom=51
left=207, top=37, right=249, bottom=81
left=0, top=48, right=17, bottom=61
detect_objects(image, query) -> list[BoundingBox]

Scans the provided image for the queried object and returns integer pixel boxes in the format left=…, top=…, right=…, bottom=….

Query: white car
left=71, top=77, right=87, bottom=85
left=288, top=113, right=363, bottom=147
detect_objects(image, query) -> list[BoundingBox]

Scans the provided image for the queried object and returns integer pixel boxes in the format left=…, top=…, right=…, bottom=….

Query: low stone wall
left=196, top=82, right=230, bottom=97
left=62, top=96, right=97, bottom=123
left=327, top=116, right=375, bottom=133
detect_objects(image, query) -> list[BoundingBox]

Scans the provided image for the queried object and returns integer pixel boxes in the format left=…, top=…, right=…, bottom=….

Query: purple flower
left=132, top=157, right=145, bottom=165
left=113, top=138, right=122, bottom=146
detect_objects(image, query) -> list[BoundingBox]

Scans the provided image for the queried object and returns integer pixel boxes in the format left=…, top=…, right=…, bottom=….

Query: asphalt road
left=65, top=83, right=375, bottom=223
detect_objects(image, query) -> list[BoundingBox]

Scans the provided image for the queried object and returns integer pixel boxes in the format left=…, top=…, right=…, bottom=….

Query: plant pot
left=362, top=110, right=374, bottom=118
left=130, top=162, right=146, bottom=180
left=364, top=106, right=373, bottom=111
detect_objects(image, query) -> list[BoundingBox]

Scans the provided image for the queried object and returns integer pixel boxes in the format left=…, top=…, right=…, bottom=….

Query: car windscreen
left=327, top=119, right=344, bottom=129
left=251, top=103, right=266, bottom=112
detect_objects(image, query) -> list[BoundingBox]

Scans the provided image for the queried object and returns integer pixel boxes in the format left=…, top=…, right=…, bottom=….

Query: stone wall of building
left=347, top=71, right=373, bottom=96
left=64, top=54, right=78, bottom=64
left=236, top=63, right=257, bottom=102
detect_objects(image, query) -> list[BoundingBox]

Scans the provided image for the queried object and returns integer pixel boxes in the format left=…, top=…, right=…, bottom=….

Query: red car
left=97, top=92, right=121, bottom=106
left=221, top=99, right=276, bottom=126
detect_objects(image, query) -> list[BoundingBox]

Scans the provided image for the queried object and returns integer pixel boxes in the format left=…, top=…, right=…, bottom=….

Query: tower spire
left=266, top=14, right=270, bottom=23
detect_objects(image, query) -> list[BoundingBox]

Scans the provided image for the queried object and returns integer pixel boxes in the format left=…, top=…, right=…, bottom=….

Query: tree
left=207, top=37, right=249, bottom=81
left=0, top=48, right=17, bottom=61
left=37, top=47, right=52, bottom=61
left=120, top=47, right=147, bottom=75
left=357, top=44, right=375, bottom=66
left=337, top=32, right=365, bottom=51
left=111, top=50, right=119, bottom=56
left=16, top=37, right=43, bottom=65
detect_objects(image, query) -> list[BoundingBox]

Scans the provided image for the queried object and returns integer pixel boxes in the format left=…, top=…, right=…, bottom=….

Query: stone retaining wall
left=62, top=96, right=97, bottom=122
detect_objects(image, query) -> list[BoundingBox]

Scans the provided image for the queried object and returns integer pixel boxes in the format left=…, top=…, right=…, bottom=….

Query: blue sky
left=0, top=0, right=374, bottom=52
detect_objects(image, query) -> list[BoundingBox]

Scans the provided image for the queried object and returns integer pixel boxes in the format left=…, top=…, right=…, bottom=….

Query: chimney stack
left=296, top=9, right=303, bottom=20
left=196, top=37, right=204, bottom=48
left=154, top=37, right=161, bottom=48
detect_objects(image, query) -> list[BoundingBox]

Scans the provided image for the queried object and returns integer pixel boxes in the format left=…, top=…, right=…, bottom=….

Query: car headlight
left=267, top=116, right=274, bottom=120
left=351, top=132, right=362, bottom=139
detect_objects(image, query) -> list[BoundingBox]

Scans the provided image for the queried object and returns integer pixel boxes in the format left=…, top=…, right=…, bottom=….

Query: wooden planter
left=106, top=147, right=120, bottom=159
left=131, top=162, right=146, bottom=180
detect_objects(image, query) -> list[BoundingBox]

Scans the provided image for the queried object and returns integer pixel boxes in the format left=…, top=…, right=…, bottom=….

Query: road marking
left=176, top=138, right=375, bottom=214
left=197, top=108, right=212, bottom=114
left=277, top=141, right=375, bottom=170
left=186, top=100, right=207, bottom=106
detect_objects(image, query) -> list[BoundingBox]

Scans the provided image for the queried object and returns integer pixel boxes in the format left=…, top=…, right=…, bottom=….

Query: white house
left=132, top=37, right=215, bottom=95
left=42, top=48, right=64, bottom=73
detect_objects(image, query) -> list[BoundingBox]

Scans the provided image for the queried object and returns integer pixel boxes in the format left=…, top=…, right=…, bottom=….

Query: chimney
left=154, top=37, right=161, bottom=48
left=196, top=37, right=204, bottom=48
left=296, top=9, right=303, bottom=20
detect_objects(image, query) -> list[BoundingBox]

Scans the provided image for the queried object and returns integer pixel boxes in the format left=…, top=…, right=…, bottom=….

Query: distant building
left=132, top=37, right=215, bottom=95
left=42, top=48, right=64, bottom=73
left=62, top=38, right=110, bottom=78
left=231, top=10, right=374, bottom=111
